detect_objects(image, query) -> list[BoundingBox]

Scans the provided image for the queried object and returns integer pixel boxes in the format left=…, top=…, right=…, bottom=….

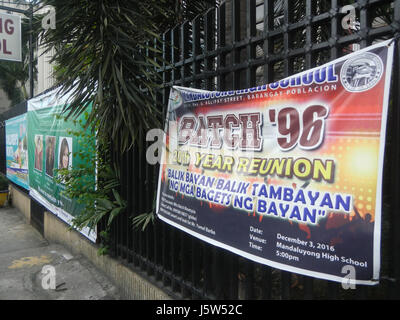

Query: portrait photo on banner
left=45, top=136, right=56, bottom=177
left=34, top=134, right=43, bottom=171
left=58, top=137, right=72, bottom=171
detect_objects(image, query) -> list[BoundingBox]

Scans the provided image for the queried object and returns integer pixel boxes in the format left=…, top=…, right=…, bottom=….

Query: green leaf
left=132, top=212, right=154, bottom=231
left=107, top=207, right=123, bottom=226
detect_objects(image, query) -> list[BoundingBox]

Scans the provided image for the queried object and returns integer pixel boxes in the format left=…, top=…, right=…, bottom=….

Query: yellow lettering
left=202, top=154, right=214, bottom=168
left=237, top=157, right=250, bottom=173
left=313, top=159, right=334, bottom=183
left=293, top=158, right=312, bottom=179
left=195, top=152, right=206, bottom=167
left=221, top=156, right=234, bottom=173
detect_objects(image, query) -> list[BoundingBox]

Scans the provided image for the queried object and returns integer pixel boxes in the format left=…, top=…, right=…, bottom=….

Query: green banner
left=27, top=89, right=96, bottom=242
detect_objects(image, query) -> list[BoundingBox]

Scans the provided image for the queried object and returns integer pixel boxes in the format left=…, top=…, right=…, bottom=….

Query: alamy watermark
left=37, top=4, right=358, bottom=34
left=341, top=265, right=357, bottom=290
left=341, top=5, right=359, bottom=31
left=41, top=264, right=56, bottom=290
left=41, top=5, right=56, bottom=30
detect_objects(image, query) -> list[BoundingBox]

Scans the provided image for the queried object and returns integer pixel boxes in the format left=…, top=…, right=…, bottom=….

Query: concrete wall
left=37, top=35, right=56, bottom=94
left=9, top=184, right=171, bottom=300
left=9, top=185, right=30, bottom=223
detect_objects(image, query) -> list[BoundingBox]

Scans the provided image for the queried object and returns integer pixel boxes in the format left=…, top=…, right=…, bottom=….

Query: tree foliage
left=38, top=0, right=217, bottom=151
left=36, top=0, right=219, bottom=235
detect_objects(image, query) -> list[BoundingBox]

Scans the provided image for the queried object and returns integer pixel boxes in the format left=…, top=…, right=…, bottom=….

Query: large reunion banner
left=156, top=40, right=394, bottom=284
left=5, top=113, right=29, bottom=190
left=27, top=88, right=96, bottom=242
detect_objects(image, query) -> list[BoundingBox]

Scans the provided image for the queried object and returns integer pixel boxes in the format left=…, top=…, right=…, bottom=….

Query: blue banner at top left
left=5, top=113, right=29, bottom=190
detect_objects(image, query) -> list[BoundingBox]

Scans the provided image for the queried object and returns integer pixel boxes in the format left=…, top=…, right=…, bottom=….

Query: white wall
left=36, top=34, right=56, bottom=95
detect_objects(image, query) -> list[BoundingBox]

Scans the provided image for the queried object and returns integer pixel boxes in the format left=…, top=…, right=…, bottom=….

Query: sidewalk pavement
left=0, top=205, right=121, bottom=300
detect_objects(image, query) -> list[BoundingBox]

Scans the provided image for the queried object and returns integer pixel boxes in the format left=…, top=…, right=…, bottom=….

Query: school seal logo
left=340, top=52, right=383, bottom=92
left=170, top=88, right=183, bottom=109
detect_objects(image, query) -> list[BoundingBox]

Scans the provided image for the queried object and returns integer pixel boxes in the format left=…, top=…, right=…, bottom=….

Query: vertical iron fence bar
left=263, top=0, right=274, bottom=83
left=181, top=21, right=190, bottom=86
left=283, top=0, right=290, bottom=76
left=281, top=0, right=292, bottom=299
left=358, top=1, right=369, bottom=48
left=393, top=2, right=400, bottom=299
left=136, top=42, right=149, bottom=267
left=125, top=151, right=131, bottom=261
left=180, top=21, right=191, bottom=298
left=163, top=30, right=171, bottom=117
left=261, top=0, right=275, bottom=297
left=281, top=271, right=291, bottom=299
left=205, top=9, right=211, bottom=89
left=110, top=141, right=116, bottom=257
left=170, top=25, right=181, bottom=293
left=161, top=224, right=169, bottom=288
left=328, top=2, right=343, bottom=297
left=390, top=34, right=400, bottom=299
left=190, top=17, right=203, bottom=293
left=213, top=247, right=225, bottom=299
left=246, top=0, right=257, bottom=87
left=228, top=253, right=239, bottom=299
left=241, top=0, right=256, bottom=299
left=161, top=30, right=171, bottom=288
left=191, top=239, right=201, bottom=298
left=172, top=26, right=179, bottom=83
left=330, top=0, right=339, bottom=59
left=327, top=280, right=339, bottom=299
left=203, top=242, right=213, bottom=298
left=110, top=147, right=118, bottom=257
left=145, top=143, right=152, bottom=275
left=180, top=235, right=190, bottom=297
left=260, top=266, right=272, bottom=299
left=116, top=132, right=123, bottom=259
left=217, top=2, right=226, bottom=90
left=232, top=0, right=241, bottom=89
left=303, top=276, right=314, bottom=300
left=193, top=16, right=202, bottom=88
left=148, top=36, right=160, bottom=276
left=129, top=45, right=139, bottom=265
left=126, top=150, right=131, bottom=262
left=155, top=164, right=163, bottom=281
left=153, top=36, right=161, bottom=278
left=244, top=260, right=254, bottom=299
left=153, top=174, right=161, bottom=281
left=205, top=8, right=215, bottom=90
left=212, top=0, right=241, bottom=298
left=134, top=143, right=141, bottom=267
left=163, top=28, right=174, bottom=289
left=126, top=148, right=133, bottom=263
left=221, top=252, right=232, bottom=299
left=192, top=14, right=205, bottom=297
left=305, top=0, right=313, bottom=69
left=143, top=41, right=152, bottom=275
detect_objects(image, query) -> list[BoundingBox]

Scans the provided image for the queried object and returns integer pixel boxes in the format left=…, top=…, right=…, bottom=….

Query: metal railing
left=101, top=0, right=400, bottom=299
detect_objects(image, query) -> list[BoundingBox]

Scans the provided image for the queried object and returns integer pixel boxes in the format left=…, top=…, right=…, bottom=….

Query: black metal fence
left=102, top=0, right=400, bottom=299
